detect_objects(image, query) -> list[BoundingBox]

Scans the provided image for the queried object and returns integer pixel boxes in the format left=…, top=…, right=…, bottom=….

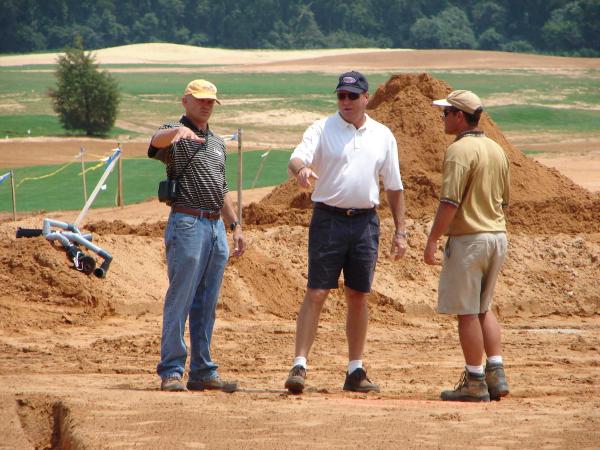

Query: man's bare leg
left=458, top=314, right=485, bottom=366
left=345, top=287, right=368, bottom=361
left=293, top=288, right=330, bottom=358
left=285, top=288, right=329, bottom=393
left=479, top=311, right=502, bottom=357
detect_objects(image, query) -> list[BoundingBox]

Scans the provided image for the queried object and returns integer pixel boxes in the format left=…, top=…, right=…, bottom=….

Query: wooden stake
left=117, top=145, right=123, bottom=207
left=10, top=170, right=16, bottom=222
left=237, top=129, right=243, bottom=225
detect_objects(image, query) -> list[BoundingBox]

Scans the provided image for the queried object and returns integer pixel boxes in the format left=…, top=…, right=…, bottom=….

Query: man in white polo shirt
left=284, top=71, right=408, bottom=394
left=426, top=90, right=510, bottom=402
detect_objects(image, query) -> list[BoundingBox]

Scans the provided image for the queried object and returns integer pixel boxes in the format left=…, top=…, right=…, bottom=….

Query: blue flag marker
left=104, top=148, right=122, bottom=167
left=0, top=172, right=11, bottom=185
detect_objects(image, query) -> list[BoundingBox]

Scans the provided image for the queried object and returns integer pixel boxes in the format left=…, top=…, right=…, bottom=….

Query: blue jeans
left=156, top=212, right=229, bottom=381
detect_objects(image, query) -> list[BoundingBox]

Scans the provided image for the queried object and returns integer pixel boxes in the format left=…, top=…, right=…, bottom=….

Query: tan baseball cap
left=433, top=90, right=483, bottom=114
left=184, top=79, right=221, bottom=104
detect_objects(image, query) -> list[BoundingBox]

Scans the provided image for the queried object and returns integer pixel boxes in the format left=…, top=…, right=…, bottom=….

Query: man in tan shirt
left=425, top=90, right=510, bottom=402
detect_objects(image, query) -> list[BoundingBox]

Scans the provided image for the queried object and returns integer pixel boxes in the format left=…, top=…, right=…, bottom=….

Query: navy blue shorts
left=307, top=206, right=380, bottom=293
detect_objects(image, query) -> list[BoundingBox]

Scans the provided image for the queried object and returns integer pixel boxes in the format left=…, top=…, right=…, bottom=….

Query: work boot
left=485, top=362, right=510, bottom=400
left=343, top=368, right=380, bottom=393
left=285, top=365, right=307, bottom=394
left=160, top=375, right=187, bottom=392
left=187, top=376, right=238, bottom=393
left=441, top=370, right=490, bottom=402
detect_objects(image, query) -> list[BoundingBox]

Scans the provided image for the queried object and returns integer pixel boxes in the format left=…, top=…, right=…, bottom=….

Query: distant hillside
left=0, top=43, right=393, bottom=67
left=2, top=45, right=598, bottom=72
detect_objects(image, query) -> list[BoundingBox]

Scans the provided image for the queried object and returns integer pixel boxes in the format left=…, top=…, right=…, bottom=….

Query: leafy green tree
left=132, top=13, right=160, bottom=43
left=578, top=0, right=600, bottom=53
left=1, top=0, right=599, bottom=54
left=100, top=10, right=129, bottom=47
left=325, top=30, right=391, bottom=48
left=501, top=40, right=535, bottom=53
left=410, top=17, right=441, bottom=48
left=292, top=6, right=326, bottom=48
left=14, top=24, right=47, bottom=51
left=471, top=2, right=507, bottom=34
left=478, top=27, right=505, bottom=50
left=542, top=1, right=584, bottom=51
left=49, top=38, right=120, bottom=136
left=262, top=4, right=325, bottom=49
left=411, top=6, right=477, bottom=49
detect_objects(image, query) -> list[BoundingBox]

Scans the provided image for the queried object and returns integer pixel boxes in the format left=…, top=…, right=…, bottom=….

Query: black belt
left=314, top=202, right=375, bottom=217
left=172, top=206, right=221, bottom=220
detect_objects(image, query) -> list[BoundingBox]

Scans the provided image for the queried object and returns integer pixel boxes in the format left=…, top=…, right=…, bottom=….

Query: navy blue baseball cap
left=335, top=71, right=369, bottom=93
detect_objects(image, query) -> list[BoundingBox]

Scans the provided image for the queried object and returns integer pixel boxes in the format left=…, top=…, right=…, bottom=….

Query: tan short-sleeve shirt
left=441, top=133, right=510, bottom=235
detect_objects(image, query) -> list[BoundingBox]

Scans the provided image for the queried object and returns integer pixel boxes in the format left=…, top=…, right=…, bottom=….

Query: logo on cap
left=336, top=71, right=368, bottom=93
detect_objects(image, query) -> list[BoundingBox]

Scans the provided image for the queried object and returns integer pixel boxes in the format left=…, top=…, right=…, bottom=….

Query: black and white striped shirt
left=148, top=116, right=228, bottom=211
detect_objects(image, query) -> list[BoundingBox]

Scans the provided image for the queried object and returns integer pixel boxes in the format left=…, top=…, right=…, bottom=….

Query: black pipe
left=16, top=228, right=43, bottom=238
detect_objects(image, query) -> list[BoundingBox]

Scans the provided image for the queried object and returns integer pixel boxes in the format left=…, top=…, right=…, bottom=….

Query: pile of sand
left=244, top=73, right=600, bottom=234
left=0, top=237, right=114, bottom=330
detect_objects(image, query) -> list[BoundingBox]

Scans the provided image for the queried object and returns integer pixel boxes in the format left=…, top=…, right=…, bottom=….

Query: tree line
left=1, top=0, right=599, bottom=56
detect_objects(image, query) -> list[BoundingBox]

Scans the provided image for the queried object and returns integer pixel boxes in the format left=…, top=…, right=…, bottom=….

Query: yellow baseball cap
left=433, top=90, right=482, bottom=114
left=183, top=79, right=221, bottom=104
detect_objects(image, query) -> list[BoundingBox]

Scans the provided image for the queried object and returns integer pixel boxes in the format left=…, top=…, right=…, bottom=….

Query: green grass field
left=2, top=67, right=599, bottom=137
left=486, top=106, right=600, bottom=132
left=0, top=114, right=131, bottom=138
left=2, top=65, right=599, bottom=213
left=0, top=150, right=291, bottom=213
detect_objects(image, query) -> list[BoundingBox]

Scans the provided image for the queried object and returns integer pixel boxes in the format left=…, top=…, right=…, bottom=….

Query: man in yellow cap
left=148, top=79, right=245, bottom=392
left=426, top=90, right=510, bottom=402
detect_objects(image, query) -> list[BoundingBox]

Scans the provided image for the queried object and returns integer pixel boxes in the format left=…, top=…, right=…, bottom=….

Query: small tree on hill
left=49, top=37, right=120, bottom=136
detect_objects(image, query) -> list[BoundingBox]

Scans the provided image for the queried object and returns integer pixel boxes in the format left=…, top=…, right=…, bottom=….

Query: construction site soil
left=1, top=73, right=599, bottom=448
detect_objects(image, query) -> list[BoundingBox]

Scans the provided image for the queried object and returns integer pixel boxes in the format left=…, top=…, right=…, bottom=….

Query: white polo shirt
left=290, top=112, right=403, bottom=209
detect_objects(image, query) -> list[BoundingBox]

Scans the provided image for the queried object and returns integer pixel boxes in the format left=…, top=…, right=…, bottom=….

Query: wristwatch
left=230, top=220, right=240, bottom=231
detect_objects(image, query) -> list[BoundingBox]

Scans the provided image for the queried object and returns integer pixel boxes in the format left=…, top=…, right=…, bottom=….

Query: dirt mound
left=87, top=220, right=165, bottom=238
left=220, top=247, right=306, bottom=318
left=0, top=238, right=114, bottom=331
left=246, top=73, right=599, bottom=234
left=243, top=195, right=312, bottom=228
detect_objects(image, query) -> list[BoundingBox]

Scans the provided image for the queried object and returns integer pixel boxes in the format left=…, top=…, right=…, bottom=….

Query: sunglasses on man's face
left=337, top=92, right=361, bottom=101
left=443, top=108, right=460, bottom=116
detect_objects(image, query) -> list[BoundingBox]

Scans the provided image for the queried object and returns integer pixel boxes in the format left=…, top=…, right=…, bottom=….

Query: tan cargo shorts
left=438, top=232, right=508, bottom=315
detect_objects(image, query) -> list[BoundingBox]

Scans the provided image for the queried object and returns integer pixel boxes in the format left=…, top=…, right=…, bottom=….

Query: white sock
left=487, top=355, right=503, bottom=365
left=348, top=360, right=363, bottom=374
left=465, top=364, right=484, bottom=375
left=293, top=356, right=307, bottom=369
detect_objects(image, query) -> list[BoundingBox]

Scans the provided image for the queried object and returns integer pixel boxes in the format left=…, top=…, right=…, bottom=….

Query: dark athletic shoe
left=343, top=368, right=380, bottom=393
left=285, top=365, right=307, bottom=394
left=441, top=370, right=490, bottom=402
left=187, top=377, right=238, bottom=393
left=485, top=362, right=510, bottom=400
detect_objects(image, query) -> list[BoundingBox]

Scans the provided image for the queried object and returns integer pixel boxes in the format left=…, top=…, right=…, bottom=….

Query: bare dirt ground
left=1, top=50, right=600, bottom=449
left=3, top=44, right=599, bottom=73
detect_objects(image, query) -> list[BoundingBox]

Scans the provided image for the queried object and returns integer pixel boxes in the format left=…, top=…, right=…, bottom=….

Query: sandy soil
left=534, top=151, right=600, bottom=192
left=2, top=44, right=599, bottom=73
left=0, top=43, right=395, bottom=67
left=1, top=51, right=600, bottom=449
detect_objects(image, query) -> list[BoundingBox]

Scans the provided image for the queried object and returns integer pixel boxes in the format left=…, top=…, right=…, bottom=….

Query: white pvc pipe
left=75, top=148, right=121, bottom=227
